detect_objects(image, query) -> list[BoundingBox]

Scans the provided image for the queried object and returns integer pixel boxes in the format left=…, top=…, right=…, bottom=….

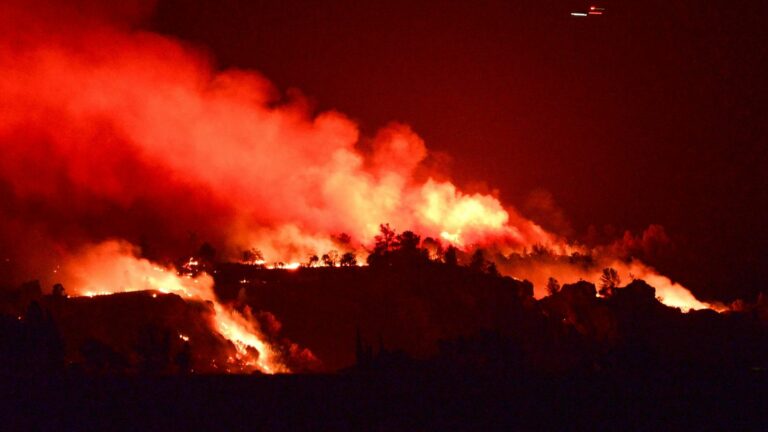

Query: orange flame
left=61, top=240, right=286, bottom=373
left=0, top=0, right=716, bottom=334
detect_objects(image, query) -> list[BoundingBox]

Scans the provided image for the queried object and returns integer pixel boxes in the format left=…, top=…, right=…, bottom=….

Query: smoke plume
left=0, top=0, right=554, bottom=274
left=0, top=0, right=709, bottom=319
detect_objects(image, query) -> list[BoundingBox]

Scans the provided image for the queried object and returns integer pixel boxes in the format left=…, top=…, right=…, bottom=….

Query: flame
left=60, top=240, right=286, bottom=374
left=0, top=0, right=718, bottom=354
left=416, top=180, right=511, bottom=244
left=497, top=253, right=711, bottom=312
left=212, top=303, right=284, bottom=373
left=266, top=262, right=302, bottom=270
left=622, top=262, right=709, bottom=311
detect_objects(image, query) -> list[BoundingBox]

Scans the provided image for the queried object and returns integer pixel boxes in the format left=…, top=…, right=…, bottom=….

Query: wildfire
left=497, top=253, right=711, bottom=311
left=417, top=180, right=510, bottom=244
left=440, top=231, right=462, bottom=245
left=0, top=0, right=722, bottom=381
left=625, top=263, right=709, bottom=311
left=266, top=262, right=302, bottom=270
left=61, top=241, right=287, bottom=374
left=82, top=291, right=115, bottom=298
left=212, top=304, right=286, bottom=373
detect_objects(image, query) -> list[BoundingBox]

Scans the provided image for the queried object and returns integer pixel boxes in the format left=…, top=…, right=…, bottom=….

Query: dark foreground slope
left=213, top=263, right=768, bottom=375
left=2, top=368, right=767, bottom=431
left=6, top=258, right=768, bottom=375
left=214, top=262, right=534, bottom=371
left=3, top=262, right=768, bottom=430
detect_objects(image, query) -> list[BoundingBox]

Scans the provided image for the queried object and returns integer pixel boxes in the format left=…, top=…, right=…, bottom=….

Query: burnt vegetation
left=2, top=225, right=768, bottom=429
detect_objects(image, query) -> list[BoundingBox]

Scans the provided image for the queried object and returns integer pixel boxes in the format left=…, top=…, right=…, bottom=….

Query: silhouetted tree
left=547, top=277, right=561, bottom=296
left=444, top=245, right=459, bottom=266
left=340, top=252, right=357, bottom=267
left=306, top=255, right=320, bottom=267
left=599, top=267, right=621, bottom=297
left=373, top=224, right=397, bottom=254
left=51, top=283, right=66, bottom=298
left=469, top=249, right=487, bottom=272
left=322, top=250, right=339, bottom=267
left=486, top=262, right=500, bottom=277
left=241, top=248, right=264, bottom=265
left=393, top=230, right=429, bottom=265
left=397, top=231, right=420, bottom=251
left=367, top=224, right=399, bottom=267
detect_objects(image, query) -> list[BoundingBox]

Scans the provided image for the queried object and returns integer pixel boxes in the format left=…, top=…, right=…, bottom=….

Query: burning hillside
left=0, top=0, right=728, bottom=375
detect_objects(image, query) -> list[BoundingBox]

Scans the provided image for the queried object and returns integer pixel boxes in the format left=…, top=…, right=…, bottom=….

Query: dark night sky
left=148, top=0, right=767, bottom=301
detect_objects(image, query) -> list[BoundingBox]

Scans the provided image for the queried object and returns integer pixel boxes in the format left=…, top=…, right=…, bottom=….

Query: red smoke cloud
left=0, top=0, right=709, bottom=316
left=0, top=0, right=552, bottom=271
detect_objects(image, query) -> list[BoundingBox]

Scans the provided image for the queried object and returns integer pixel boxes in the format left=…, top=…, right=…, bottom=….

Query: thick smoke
left=0, top=0, right=553, bottom=281
left=0, top=0, right=709, bottom=313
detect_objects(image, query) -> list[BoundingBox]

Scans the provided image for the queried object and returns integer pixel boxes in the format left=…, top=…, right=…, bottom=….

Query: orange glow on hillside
left=61, top=241, right=287, bottom=374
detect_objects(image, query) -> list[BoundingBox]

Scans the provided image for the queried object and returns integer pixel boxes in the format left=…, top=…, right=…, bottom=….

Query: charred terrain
left=2, top=244, right=768, bottom=430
